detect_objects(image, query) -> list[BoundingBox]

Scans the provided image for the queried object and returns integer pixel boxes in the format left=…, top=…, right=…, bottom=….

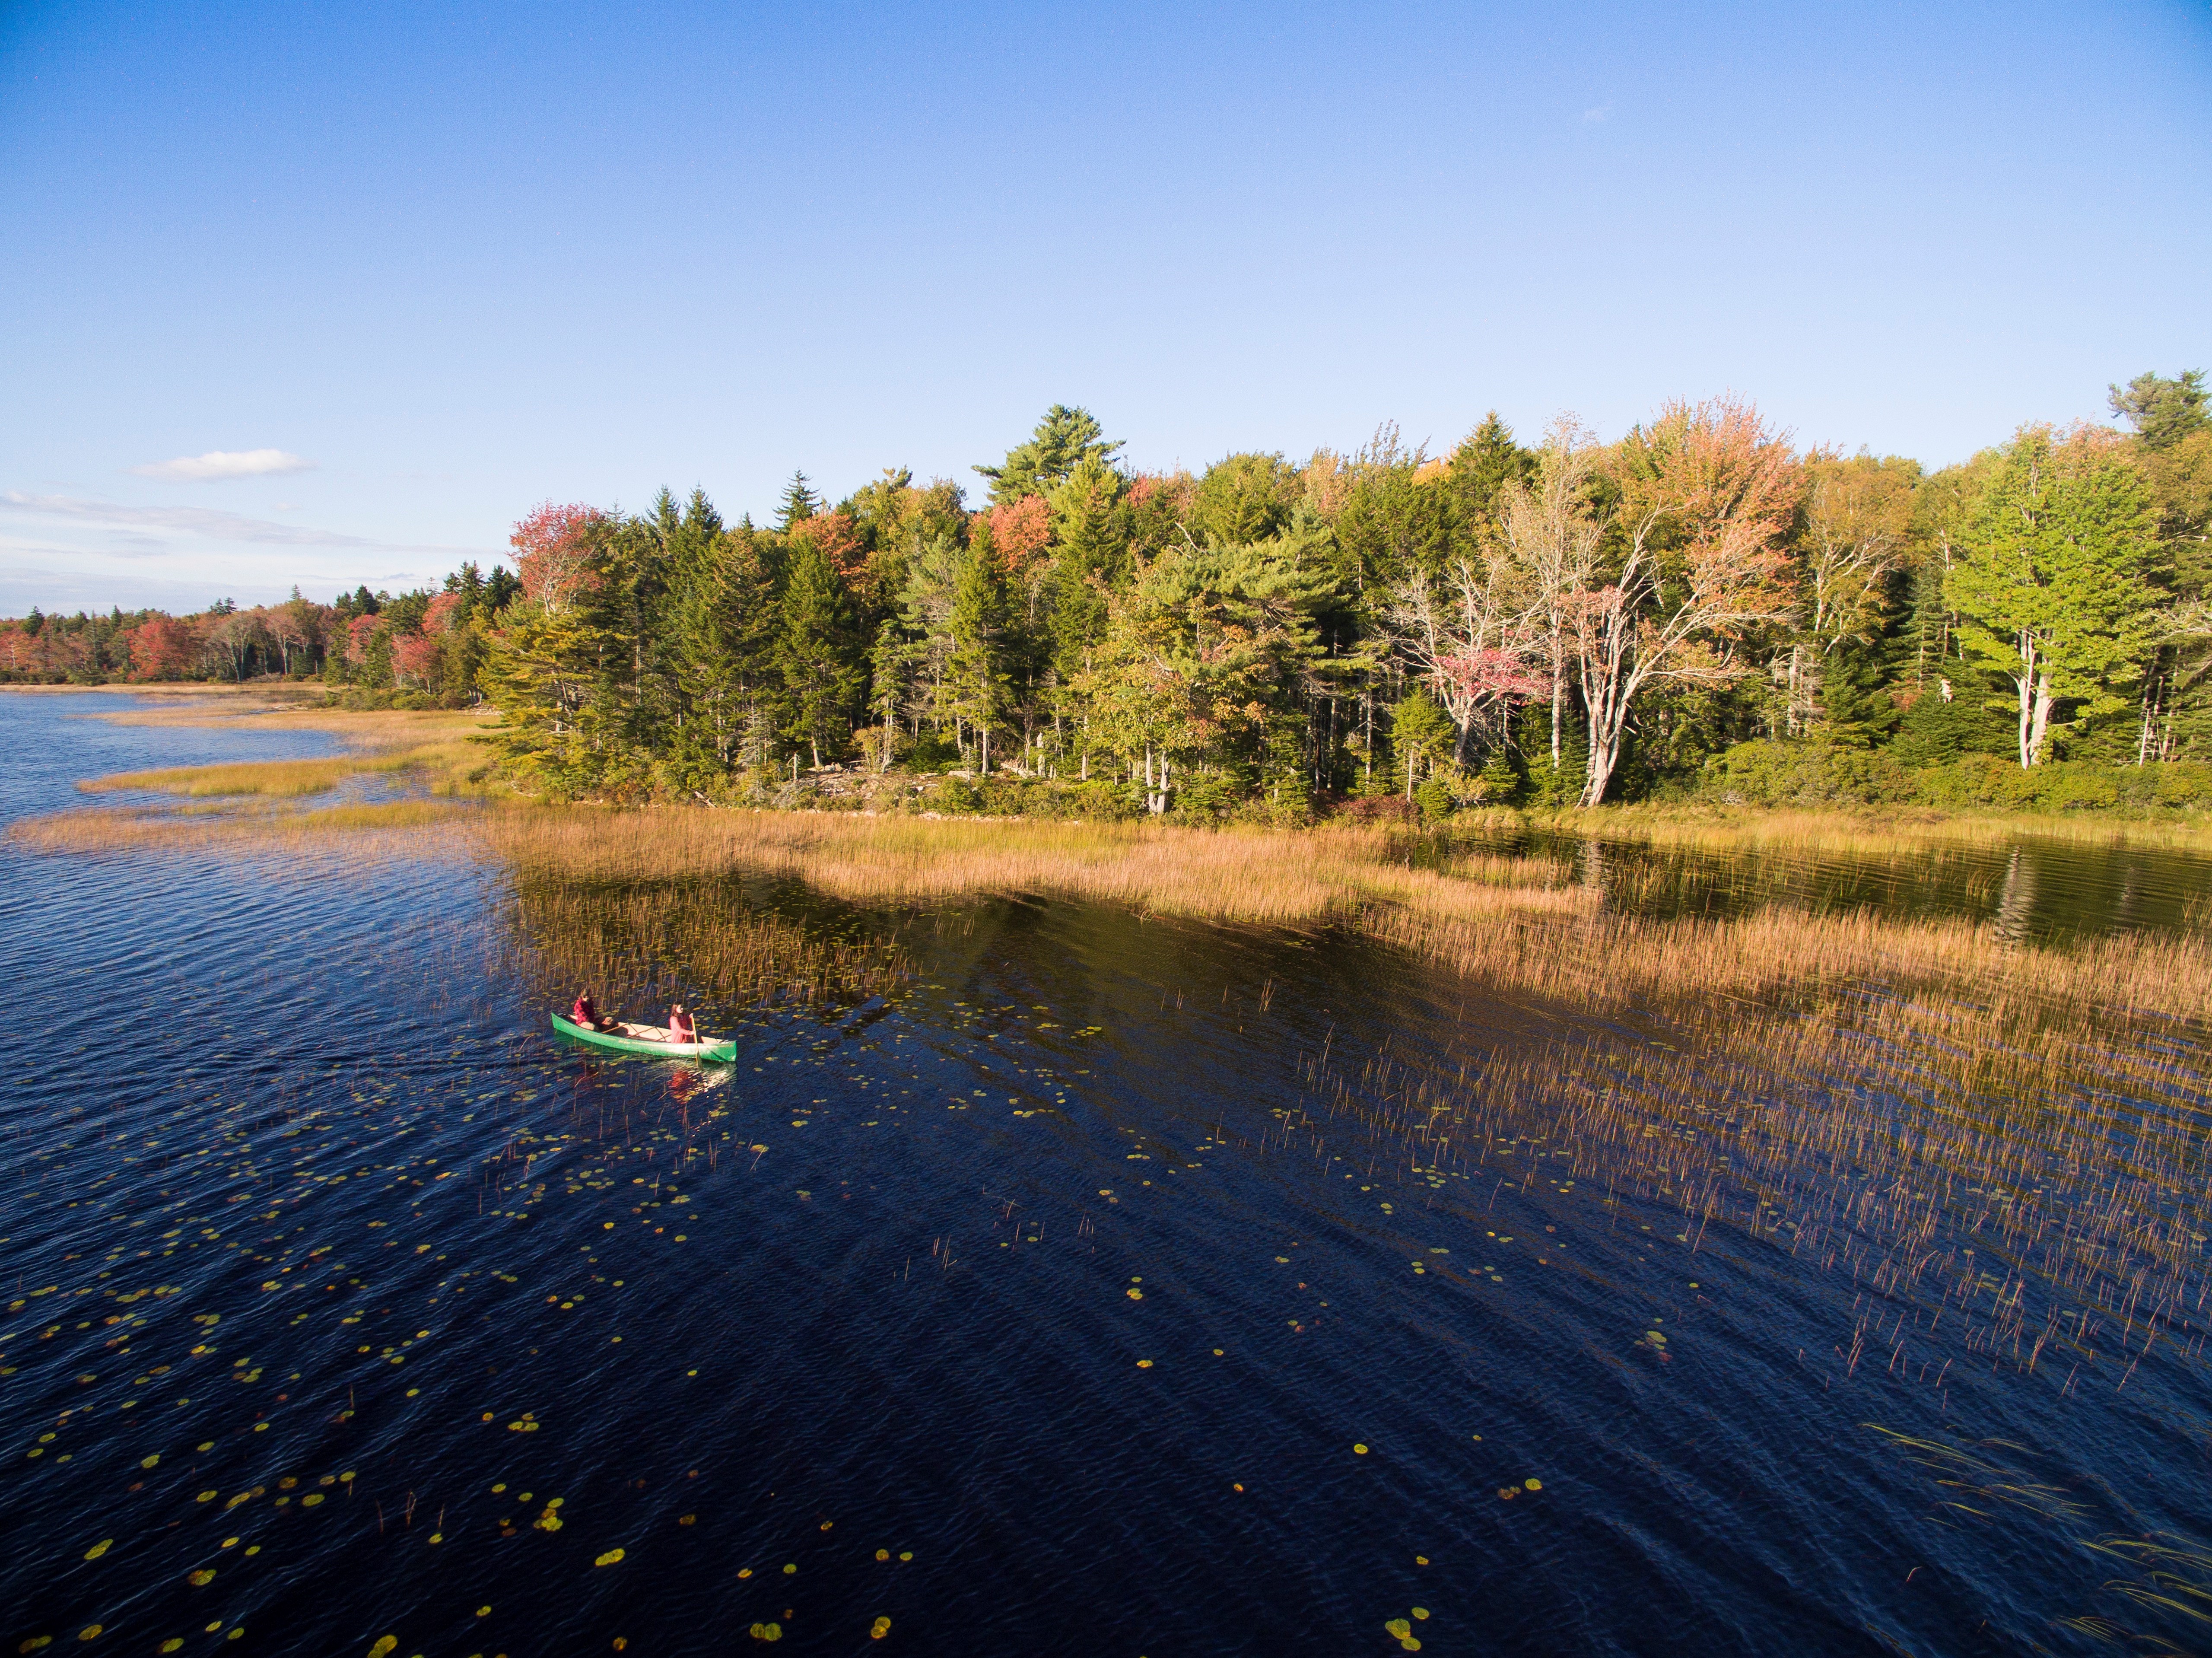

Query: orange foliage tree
left=986, top=496, right=1053, bottom=579
left=790, top=510, right=867, bottom=590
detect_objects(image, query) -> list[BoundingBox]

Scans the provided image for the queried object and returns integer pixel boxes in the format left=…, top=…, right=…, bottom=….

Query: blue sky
left=2, top=0, right=2207, bottom=614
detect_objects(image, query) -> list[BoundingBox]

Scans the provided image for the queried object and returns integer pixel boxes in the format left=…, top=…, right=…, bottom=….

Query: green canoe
left=551, top=1012, right=737, bottom=1063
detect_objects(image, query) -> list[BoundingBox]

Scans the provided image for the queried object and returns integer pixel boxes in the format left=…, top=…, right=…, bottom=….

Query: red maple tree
left=509, top=501, right=607, bottom=611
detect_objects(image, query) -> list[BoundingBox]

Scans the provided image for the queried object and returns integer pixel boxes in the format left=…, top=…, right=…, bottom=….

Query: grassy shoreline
left=11, top=698, right=2212, bottom=1037
left=16, top=757, right=2211, bottom=1032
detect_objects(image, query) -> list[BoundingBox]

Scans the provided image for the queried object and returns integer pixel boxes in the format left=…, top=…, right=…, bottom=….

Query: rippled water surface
left=3, top=692, right=2208, bottom=1657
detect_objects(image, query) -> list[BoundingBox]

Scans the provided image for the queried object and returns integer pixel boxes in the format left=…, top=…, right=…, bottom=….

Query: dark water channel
left=2, top=693, right=2208, bottom=1657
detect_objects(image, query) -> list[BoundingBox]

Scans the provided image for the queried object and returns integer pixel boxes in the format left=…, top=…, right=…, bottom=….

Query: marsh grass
left=1379, top=901, right=2212, bottom=1033
left=486, top=808, right=1586, bottom=929
left=22, top=794, right=2212, bottom=1037
left=6, top=800, right=480, bottom=862
left=79, top=701, right=499, bottom=797
left=481, top=807, right=2212, bottom=1036
left=1277, top=966, right=2211, bottom=1460
left=82, top=754, right=421, bottom=796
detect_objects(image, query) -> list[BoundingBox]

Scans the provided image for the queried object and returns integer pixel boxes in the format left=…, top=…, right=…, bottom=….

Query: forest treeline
left=8, top=373, right=2210, bottom=818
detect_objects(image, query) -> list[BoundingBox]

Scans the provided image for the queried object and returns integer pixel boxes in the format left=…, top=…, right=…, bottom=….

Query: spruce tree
left=945, top=547, right=1009, bottom=773
left=1446, top=412, right=1536, bottom=541
left=776, top=540, right=858, bottom=767
left=779, top=471, right=822, bottom=531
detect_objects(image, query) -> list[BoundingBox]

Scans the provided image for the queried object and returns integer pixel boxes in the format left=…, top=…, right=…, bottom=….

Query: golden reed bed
left=15, top=792, right=2212, bottom=1036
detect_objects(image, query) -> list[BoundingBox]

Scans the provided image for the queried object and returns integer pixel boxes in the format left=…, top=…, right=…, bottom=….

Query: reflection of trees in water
left=1994, top=846, right=2038, bottom=942
left=1508, top=824, right=2207, bottom=946
left=1578, top=838, right=1606, bottom=911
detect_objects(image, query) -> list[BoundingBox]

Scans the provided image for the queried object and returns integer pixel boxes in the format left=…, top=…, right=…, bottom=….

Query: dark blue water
left=2, top=692, right=2208, bottom=1657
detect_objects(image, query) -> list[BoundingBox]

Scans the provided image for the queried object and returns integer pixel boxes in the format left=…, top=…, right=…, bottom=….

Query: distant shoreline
left=0, top=680, right=248, bottom=695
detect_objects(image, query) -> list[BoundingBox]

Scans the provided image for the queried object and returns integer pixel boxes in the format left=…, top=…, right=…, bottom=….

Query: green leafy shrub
left=924, top=776, right=982, bottom=814
left=1914, top=756, right=2212, bottom=810
left=1058, top=780, right=1142, bottom=821
left=1702, top=741, right=1913, bottom=805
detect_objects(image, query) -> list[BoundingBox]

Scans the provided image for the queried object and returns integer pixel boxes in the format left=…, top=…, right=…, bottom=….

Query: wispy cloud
left=1583, top=102, right=1612, bottom=124
left=0, top=492, right=490, bottom=557
left=130, top=448, right=314, bottom=482
left=4, top=491, right=371, bottom=547
left=0, top=537, right=168, bottom=563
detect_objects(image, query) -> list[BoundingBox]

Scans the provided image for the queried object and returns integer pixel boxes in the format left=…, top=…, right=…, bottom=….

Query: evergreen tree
left=667, top=490, right=778, bottom=776
left=576, top=493, right=678, bottom=760
left=2108, top=369, right=2210, bottom=452
left=975, top=405, right=1122, bottom=505
left=776, top=539, right=859, bottom=767
left=1389, top=687, right=1457, bottom=799
left=1191, top=453, right=1296, bottom=545
left=1336, top=454, right=1456, bottom=591
left=866, top=617, right=921, bottom=769
left=779, top=471, right=823, bottom=531
left=944, top=546, right=1011, bottom=773
left=1445, top=412, right=1536, bottom=542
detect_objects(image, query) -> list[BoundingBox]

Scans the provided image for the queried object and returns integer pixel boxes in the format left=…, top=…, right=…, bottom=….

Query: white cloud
left=130, top=448, right=315, bottom=482
left=1583, top=103, right=1612, bottom=124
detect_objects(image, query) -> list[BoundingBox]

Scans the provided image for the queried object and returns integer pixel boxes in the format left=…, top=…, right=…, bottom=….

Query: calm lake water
left=2, top=692, right=2208, bottom=1657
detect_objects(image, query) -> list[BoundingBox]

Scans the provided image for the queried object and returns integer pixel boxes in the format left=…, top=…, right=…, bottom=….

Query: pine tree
left=2108, top=370, right=2210, bottom=452
left=975, top=405, right=1123, bottom=505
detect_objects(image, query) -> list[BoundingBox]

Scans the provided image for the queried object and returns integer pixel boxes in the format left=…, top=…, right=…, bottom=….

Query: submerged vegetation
left=504, top=875, right=908, bottom=1021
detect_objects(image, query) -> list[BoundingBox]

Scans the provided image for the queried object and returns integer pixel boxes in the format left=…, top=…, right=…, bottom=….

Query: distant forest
left=8, top=373, right=2210, bottom=816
